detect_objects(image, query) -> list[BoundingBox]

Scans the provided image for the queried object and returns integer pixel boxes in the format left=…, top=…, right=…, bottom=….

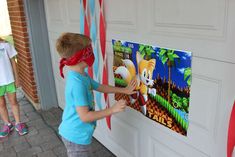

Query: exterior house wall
left=6, top=0, right=39, bottom=105
left=0, top=0, right=11, bottom=36
left=44, top=1, right=235, bottom=157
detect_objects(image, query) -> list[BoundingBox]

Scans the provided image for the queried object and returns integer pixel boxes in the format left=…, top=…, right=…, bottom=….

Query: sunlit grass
left=1, top=35, right=17, bottom=62
left=0, top=35, right=14, bottom=45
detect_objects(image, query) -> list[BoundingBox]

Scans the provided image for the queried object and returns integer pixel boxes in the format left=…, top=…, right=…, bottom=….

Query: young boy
left=0, top=37, right=28, bottom=137
left=56, top=33, right=137, bottom=157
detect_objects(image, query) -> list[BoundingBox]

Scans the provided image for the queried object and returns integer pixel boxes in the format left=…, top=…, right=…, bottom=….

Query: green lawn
left=0, top=35, right=14, bottom=45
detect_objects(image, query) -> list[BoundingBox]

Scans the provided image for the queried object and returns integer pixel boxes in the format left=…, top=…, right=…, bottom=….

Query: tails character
left=115, top=51, right=156, bottom=115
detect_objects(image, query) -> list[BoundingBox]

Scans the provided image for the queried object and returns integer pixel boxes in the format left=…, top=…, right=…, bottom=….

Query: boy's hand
left=15, top=79, right=21, bottom=88
left=124, top=78, right=137, bottom=95
left=111, top=99, right=127, bottom=114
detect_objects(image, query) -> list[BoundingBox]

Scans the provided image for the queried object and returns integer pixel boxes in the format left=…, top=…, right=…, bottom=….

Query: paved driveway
left=0, top=90, right=115, bottom=157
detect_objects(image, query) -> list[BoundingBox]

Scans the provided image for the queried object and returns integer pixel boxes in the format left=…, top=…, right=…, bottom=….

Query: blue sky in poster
left=112, top=40, right=192, bottom=89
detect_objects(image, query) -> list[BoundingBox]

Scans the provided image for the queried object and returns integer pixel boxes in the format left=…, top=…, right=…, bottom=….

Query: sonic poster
left=112, top=40, right=192, bottom=136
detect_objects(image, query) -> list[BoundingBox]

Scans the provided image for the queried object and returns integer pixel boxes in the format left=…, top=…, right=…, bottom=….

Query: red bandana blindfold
left=59, top=44, right=94, bottom=78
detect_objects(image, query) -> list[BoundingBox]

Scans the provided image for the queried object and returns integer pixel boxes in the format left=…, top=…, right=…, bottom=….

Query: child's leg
left=7, top=92, right=20, bottom=123
left=6, top=84, right=28, bottom=135
left=0, top=96, right=11, bottom=124
left=62, top=137, right=92, bottom=157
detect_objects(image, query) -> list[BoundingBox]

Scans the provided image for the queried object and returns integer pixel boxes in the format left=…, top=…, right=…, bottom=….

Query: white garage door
left=44, top=0, right=235, bottom=157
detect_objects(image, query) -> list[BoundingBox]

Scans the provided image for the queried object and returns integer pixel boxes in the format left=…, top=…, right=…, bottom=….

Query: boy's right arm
left=96, top=78, right=137, bottom=94
left=76, top=99, right=126, bottom=123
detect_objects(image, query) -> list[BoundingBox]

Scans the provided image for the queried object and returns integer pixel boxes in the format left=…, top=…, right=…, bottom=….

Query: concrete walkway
left=0, top=90, right=115, bottom=157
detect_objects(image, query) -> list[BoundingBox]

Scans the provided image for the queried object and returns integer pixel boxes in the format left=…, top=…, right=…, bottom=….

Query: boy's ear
left=136, top=51, right=143, bottom=64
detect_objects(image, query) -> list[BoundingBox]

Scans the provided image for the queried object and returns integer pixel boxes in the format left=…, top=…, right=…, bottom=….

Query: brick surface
left=7, top=129, right=19, bottom=139
left=58, top=153, right=68, bottom=157
left=27, top=134, right=50, bottom=146
left=91, top=139, right=105, bottom=153
left=0, top=91, right=116, bottom=157
left=14, top=142, right=30, bottom=152
left=37, top=150, right=57, bottom=157
left=17, top=146, right=42, bottom=157
left=7, top=0, right=39, bottom=104
left=26, top=119, right=47, bottom=130
left=24, top=126, right=38, bottom=138
left=52, top=145, right=67, bottom=156
left=94, top=149, right=115, bottom=157
left=38, top=127, right=53, bottom=134
left=3, top=136, right=26, bottom=149
left=0, top=143, right=3, bottom=151
left=0, top=136, right=8, bottom=143
left=21, top=104, right=35, bottom=113
left=19, top=115, right=30, bottom=123
left=26, top=112, right=41, bottom=121
left=40, top=140, right=62, bottom=151
left=0, top=148, right=16, bottom=157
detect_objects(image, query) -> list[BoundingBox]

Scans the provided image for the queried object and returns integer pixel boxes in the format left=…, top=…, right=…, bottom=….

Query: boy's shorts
left=62, top=137, right=92, bottom=157
left=0, top=83, right=16, bottom=97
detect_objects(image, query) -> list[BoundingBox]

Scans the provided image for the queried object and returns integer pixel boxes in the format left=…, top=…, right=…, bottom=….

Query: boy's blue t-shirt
left=59, top=70, right=100, bottom=145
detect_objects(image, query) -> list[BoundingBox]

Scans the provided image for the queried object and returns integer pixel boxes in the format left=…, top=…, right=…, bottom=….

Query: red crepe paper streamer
left=99, top=0, right=102, bottom=8
left=83, top=0, right=86, bottom=9
left=82, top=0, right=93, bottom=78
left=99, top=9, right=106, bottom=59
left=228, top=101, right=235, bottom=157
left=99, top=0, right=111, bottom=130
left=84, top=17, right=90, bottom=40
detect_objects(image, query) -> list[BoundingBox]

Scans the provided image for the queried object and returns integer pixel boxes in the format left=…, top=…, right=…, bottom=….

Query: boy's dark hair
left=56, top=33, right=91, bottom=58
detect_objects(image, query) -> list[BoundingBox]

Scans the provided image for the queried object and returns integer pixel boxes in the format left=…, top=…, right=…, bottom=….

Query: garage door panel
left=44, top=0, right=235, bottom=156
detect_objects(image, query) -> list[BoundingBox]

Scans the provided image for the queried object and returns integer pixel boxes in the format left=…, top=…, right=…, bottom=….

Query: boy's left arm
left=96, top=79, right=137, bottom=95
left=10, top=57, right=20, bottom=87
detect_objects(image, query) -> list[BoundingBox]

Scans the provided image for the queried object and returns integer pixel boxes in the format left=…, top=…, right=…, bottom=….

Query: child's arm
left=76, top=99, right=126, bottom=123
left=10, top=57, right=20, bottom=87
left=96, top=79, right=137, bottom=95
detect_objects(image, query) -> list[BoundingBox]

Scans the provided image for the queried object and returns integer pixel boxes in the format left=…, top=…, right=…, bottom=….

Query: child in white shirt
left=0, top=37, right=28, bottom=137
